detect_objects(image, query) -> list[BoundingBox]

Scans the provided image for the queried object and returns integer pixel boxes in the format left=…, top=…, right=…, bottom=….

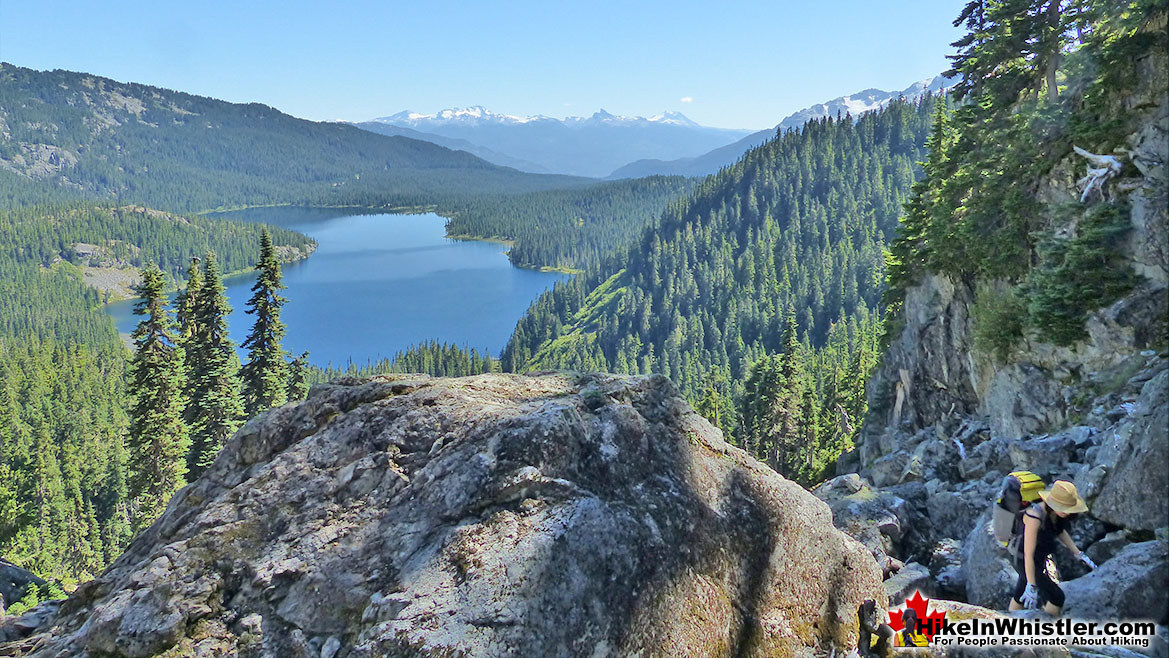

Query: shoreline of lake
left=105, top=210, right=568, bottom=368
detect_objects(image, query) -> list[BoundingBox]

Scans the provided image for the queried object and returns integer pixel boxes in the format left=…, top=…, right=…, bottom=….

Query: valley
left=0, top=1, right=1165, bottom=655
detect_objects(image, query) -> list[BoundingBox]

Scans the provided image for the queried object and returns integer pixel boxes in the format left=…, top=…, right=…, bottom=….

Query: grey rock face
left=0, top=560, right=45, bottom=614
left=986, top=363, right=1067, bottom=440
left=1062, top=540, right=1169, bottom=624
left=1091, top=370, right=1169, bottom=532
left=861, top=274, right=981, bottom=440
left=5, top=373, right=884, bottom=658
left=961, top=510, right=1019, bottom=610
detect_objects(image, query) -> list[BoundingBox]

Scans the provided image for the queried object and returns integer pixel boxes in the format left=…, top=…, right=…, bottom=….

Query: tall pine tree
left=126, top=263, right=188, bottom=530
left=240, top=227, right=289, bottom=415
left=184, top=253, right=244, bottom=479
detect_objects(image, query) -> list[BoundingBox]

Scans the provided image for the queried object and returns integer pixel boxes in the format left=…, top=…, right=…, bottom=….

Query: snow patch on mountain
left=375, top=106, right=704, bottom=129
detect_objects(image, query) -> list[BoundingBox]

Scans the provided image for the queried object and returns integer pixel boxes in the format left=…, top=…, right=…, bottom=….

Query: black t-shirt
left=1024, top=502, right=1071, bottom=559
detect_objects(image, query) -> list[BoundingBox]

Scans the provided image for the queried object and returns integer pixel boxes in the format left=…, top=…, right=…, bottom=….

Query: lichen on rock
left=3, top=372, right=885, bottom=657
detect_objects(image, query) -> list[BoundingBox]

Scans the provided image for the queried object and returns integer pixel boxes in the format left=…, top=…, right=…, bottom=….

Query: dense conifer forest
left=2, top=0, right=1161, bottom=595
left=886, top=0, right=1164, bottom=352
left=441, top=176, right=695, bottom=271
left=502, top=97, right=937, bottom=482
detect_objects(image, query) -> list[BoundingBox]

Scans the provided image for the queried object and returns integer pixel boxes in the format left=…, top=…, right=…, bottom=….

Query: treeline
left=441, top=176, right=695, bottom=271
left=503, top=97, right=939, bottom=483
left=0, top=203, right=315, bottom=284
left=0, top=337, right=129, bottom=583
left=126, top=230, right=306, bottom=526
left=0, top=215, right=309, bottom=583
left=308, top=340, right=499, bottom=385
left=0, top=204, right=313, bottom=348
left=0, top=64, right=591, bottom=213
left=886, top=0, right=1163, bottom=353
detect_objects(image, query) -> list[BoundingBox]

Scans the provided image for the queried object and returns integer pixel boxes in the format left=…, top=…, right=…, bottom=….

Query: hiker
left=1008, top=480, right=1096, bottom=616
left=893, top=606, right=929, bottom=647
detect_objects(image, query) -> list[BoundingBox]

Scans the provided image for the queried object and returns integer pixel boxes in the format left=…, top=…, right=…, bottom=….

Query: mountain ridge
left=608, top=74, right=955, bottom=179
left=0, top=63, right=590, bottom=212
left=356, top=104, right=751, bottom=177
left=371, top=106, right=710, bottom=129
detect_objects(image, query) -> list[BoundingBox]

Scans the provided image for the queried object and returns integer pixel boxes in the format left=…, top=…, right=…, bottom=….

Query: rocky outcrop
left=840, top=44, right=1169, bottom=634
left=3, top=373, right=885, bottom=658
left=1062, top=540, right=1169, bottom=622
left=0, top=560, right=43, bottom=615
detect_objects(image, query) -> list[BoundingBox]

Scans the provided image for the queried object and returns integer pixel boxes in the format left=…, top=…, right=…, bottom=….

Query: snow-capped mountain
left=360, top=107, right=750, bottom=177
left=776, top=75, right=953, bottom=135
left=374, top=106, right=703, bottom=130
left=376, top=106, right=551, bottom=126
left=609, top=75, right=956, bottom=179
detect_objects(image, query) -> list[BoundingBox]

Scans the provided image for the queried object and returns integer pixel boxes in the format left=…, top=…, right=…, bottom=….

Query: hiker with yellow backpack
left=993, top=473, right=1096, bottom=616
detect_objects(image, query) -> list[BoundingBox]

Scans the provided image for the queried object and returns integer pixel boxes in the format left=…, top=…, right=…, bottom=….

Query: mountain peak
left=372, top=106, right=708, bottom=130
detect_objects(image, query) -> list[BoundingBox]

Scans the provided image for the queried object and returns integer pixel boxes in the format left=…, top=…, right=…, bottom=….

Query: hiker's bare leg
left=1009, top=598, right=1023, bottom=611
left=1043, top=602, right=1061, bottom=617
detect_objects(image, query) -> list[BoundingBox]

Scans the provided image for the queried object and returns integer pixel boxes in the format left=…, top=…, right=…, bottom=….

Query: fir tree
left=286, top=351, right=311, bottom=402
left=772, top=310, right=805, bottom=479
left=175, top=257, right=203, bottom=345
left=240, top=227, right=289, bottom=415
left=176, top=257, right=204, bottom=431
left=696, top=371, right=736, bottom=440
left=185, top=253, right=244, bottom=479
left=126, top=263, right=189, bottom=530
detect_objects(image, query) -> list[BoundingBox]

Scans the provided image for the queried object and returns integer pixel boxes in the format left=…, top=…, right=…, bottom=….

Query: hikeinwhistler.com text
left=920, top=617, right=1157, bottom=650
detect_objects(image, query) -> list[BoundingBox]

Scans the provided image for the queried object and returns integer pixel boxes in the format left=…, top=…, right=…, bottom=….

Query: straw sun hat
left=1038, top=480, right=1089, bottom=514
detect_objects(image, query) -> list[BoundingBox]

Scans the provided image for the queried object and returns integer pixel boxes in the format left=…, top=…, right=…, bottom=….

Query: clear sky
left=1, top=0, right=966, bottom=130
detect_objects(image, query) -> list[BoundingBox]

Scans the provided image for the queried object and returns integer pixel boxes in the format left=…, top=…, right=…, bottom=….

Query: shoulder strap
left=1024, top=502, right=1045, bottom=522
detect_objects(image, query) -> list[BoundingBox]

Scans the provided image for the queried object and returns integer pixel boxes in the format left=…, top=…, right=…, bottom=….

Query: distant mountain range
left=609, top=75, right=955, bottom=179
left=354, top=107, right=751, bottom=178
left=0, top=64, right=589, bottom=212
left=353, top=76, right=952, bottom=180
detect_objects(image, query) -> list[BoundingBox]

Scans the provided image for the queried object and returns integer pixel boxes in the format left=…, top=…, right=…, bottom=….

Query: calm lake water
left=106, top=209, right=568, bottom=368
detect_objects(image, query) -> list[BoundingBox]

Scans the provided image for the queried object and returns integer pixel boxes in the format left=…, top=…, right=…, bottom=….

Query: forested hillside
left=442, top=176, right=694, bottom=271
left=0, top=64, right=591, bottom=212
left=886, top=0, right=1165, bottom=353
left=0, top=204, right=317, bottom=586
left=0, top=204, right=313, bottom=341
left=503, top=97, right=939, bottom=482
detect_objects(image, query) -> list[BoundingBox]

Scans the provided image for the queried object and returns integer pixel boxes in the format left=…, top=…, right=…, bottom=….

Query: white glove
left=1021, top=583, right=1039, bottom=609
left=1079, top=553, right=1097, bottom=570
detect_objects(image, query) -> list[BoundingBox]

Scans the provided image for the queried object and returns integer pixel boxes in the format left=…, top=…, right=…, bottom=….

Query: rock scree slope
left=6, top=372, right=885, bottom=658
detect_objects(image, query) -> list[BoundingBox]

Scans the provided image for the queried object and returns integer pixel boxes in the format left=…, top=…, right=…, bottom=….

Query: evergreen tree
left=696, top=371, right=736, bottom=440
left=184, top=253, right=244, bottom=479
left=175, top=257, right=203, bottom=345
left=240, top=227, right=289, bottom=415
left=287, top=351, right=311, bottom=402
left=772, top=311, right=805, bottom=479
left=126, top=263, right=188, bottom=530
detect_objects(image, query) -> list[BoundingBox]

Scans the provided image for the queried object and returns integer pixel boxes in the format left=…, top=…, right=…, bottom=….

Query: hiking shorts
left=1011, top=552, right=1065, bottom=608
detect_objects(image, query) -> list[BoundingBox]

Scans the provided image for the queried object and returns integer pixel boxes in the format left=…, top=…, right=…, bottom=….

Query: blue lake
left=106, top=209, right=568, bottom=369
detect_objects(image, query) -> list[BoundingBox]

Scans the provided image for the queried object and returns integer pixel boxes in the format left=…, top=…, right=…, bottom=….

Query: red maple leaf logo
left=887, top=590, right=948, bottom=642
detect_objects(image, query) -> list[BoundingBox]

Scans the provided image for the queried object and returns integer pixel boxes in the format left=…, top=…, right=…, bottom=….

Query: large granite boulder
left=1062, top=540, right=1169, bottom=624
left=961, top=510, right=1019, bottom=610
left=4, top=373, right=885, bottom=658
left=1089, top=370, right=1169, bottom=532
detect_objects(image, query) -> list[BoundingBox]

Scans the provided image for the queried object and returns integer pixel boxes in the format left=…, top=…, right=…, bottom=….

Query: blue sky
left=1, top=1, right=965, bottom=130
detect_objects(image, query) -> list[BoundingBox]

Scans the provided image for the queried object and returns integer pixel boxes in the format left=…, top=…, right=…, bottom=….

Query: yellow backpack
left=991, top=471, right=1045, bottom=554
